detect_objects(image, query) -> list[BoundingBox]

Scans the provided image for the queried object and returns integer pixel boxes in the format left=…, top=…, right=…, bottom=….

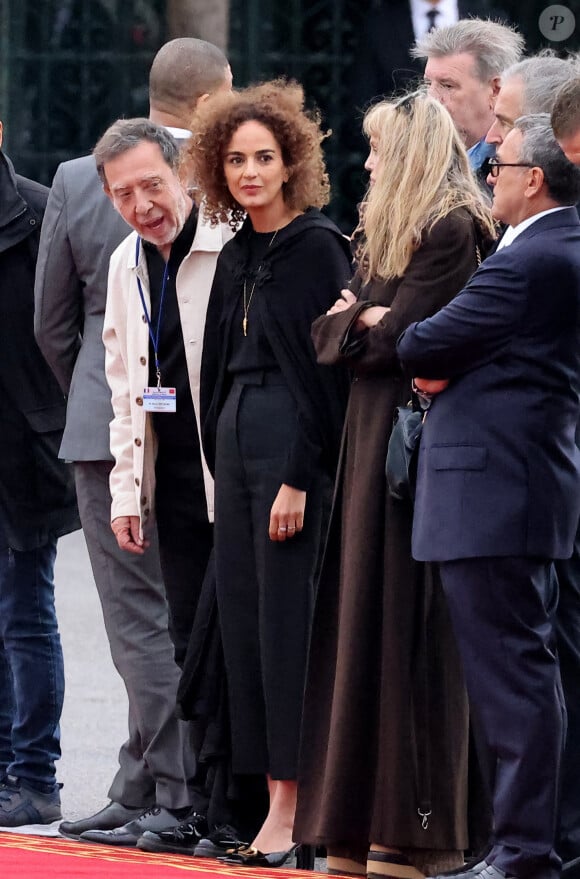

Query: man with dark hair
left=34, top=38, right=232, bottom=845
left=83, top=116, right=239, bottom=852
left=0, top=119, right=79, bottom=828
left=149, top=37, right=232, bottom=115
left=398, top=116, right=580, bottom=879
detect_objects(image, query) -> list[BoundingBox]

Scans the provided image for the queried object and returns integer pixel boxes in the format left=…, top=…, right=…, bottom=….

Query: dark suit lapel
left=513, top=207, right=580, bottom=244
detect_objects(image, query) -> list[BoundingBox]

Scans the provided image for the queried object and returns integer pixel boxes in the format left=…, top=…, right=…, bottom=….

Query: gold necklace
left=242, top=228, right=279, bottom=336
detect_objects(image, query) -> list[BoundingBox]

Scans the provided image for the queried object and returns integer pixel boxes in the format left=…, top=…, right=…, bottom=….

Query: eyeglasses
left=488, top=157, right=535, bottom=177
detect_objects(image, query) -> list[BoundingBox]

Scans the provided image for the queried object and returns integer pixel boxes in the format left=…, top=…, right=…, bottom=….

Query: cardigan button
left=140, top=356, right=146, bottom=366
left=136, top=396, right=143, bottom=406
left=135, top=477, right=140, bottom=487
left=143, top=508, right=150, bottom=517
left=141, top=496, right=147, bottom=505
left=142, top=314, right=147, bottom=323
left=134, top=438, right=142, bottom=447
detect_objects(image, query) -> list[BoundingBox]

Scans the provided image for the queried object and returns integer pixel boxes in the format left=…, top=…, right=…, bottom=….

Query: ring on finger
left=278, top=526, right=287, bottom=532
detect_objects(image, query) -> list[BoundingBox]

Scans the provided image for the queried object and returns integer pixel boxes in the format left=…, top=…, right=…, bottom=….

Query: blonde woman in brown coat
left=294, top=93, right=496, bottom=879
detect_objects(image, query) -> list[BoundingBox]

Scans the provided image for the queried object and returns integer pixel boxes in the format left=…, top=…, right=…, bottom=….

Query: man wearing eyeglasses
left=397, top=115, right=580, bottom=879
left=488, top=75, right=580, bottom=868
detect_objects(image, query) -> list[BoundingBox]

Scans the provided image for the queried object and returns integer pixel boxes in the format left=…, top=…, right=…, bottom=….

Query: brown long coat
left=294, top=209, right=482, bottom=853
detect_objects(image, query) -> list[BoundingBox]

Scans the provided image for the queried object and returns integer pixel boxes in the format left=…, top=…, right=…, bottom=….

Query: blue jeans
left=0, top=518, right=62, bottom=791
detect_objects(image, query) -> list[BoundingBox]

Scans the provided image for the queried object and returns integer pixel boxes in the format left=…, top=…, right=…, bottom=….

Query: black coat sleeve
left=261, top=227, right=353, bottom=490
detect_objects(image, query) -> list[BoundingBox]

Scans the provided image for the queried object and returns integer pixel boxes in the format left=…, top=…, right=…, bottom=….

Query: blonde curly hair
left=186, top=79, right=331, bottom=229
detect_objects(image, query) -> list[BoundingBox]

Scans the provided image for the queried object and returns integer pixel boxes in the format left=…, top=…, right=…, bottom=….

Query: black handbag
left=385, top=398, right=424, bottom=502
left=385, top=238, right=480, bottom=503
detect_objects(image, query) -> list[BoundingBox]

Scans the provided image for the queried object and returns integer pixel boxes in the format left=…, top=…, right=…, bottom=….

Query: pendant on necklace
left=243, top=316, right=248, bottom=337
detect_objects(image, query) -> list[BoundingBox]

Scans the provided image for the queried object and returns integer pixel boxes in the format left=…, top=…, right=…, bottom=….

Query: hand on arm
left=326, top=292, right=391, bottom=326
left=413, top=378, right=449, bottom=395
left=356, top=305, right=390, bottom=329
left=269, top=484, right=306, bottom=542
left=111, top=516, right=149, bottom=555
left=326, top=288, right=357, bottom=315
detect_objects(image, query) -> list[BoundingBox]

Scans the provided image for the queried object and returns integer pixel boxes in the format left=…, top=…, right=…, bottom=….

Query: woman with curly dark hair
left=186, top=80, right=352, bottom=867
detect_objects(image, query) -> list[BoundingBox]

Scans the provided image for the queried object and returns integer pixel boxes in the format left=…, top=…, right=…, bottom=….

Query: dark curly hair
left=186, top=79, right=331, bottom=229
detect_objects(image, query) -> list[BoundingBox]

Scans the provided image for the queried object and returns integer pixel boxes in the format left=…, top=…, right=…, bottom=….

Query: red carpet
left=0, top=833, right=329, bottom=878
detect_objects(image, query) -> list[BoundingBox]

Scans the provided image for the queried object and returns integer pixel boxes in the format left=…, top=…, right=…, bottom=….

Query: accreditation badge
left=143, top=387, right=177, bottom=413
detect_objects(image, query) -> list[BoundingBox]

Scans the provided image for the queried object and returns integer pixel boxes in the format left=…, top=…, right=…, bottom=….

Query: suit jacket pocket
left=431, top=444, right=487, bottom=471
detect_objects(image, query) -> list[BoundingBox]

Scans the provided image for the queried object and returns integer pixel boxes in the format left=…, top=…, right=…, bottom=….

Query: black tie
left=426, top=8, right=439, bottom=32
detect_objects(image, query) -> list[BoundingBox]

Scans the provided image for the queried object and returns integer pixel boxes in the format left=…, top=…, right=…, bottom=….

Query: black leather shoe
left=194, top=824, right=250, bottom=858
left=80, top=805, right=182, bottom=846
left=59, top=801, right=145, bottom=840
left=137, top=813, right=209, bottom=855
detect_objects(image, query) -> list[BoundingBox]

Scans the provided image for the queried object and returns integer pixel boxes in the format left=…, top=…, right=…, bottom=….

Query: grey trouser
left=74, top=460, right=198, bottom=810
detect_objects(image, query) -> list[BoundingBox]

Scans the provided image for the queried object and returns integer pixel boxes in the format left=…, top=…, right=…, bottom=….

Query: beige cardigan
left=103, top=211, right=233, bottom=534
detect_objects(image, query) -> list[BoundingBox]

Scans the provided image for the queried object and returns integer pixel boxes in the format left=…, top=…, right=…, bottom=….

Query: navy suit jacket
left=397, top=207, right=580, bottom=562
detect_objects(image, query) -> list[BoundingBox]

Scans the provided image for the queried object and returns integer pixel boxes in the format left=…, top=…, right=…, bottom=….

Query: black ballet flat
left=219, top=843, right=300, bottom=868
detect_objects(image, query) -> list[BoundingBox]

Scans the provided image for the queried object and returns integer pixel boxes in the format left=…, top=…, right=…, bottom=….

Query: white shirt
left=496, top=207, right=570, bottom=250
left=166, top=125, right=192, bottom=142
left=410, top=0, right=460, bottom=38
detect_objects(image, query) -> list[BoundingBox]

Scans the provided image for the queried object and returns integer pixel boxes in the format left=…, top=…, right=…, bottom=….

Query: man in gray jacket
left=34, top=38, right=232, bottom=844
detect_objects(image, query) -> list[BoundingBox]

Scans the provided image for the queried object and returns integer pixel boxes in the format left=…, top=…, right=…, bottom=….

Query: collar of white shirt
left=496, top=206, right=570, bottom=250
left=409, top=0, right=459, bottom=39
left=165, top=125, right=192, bottom=142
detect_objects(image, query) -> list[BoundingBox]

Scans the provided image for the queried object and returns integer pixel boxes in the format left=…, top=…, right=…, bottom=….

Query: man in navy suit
left=397, top=115, right=580, bottom=879
left=487, top=59, right=580, bottom=870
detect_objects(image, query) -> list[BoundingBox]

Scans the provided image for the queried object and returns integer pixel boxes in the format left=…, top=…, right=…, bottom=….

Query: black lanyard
left=135, top=236, right=170, bottom=388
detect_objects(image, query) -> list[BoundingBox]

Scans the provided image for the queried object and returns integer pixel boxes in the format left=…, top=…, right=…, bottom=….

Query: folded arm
left=397, top=257, right=527, bottom=378
left=313, top=213, right=481, bottom=374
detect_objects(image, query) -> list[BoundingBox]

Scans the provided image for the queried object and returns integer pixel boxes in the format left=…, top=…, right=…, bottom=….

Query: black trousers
left=555, top=523, right=580, bottom=861
left=214, top=375, right=331, bottom=779
left=155, top=443, right=213, bottom=670
left=439, top=557, right=564, bottom=879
